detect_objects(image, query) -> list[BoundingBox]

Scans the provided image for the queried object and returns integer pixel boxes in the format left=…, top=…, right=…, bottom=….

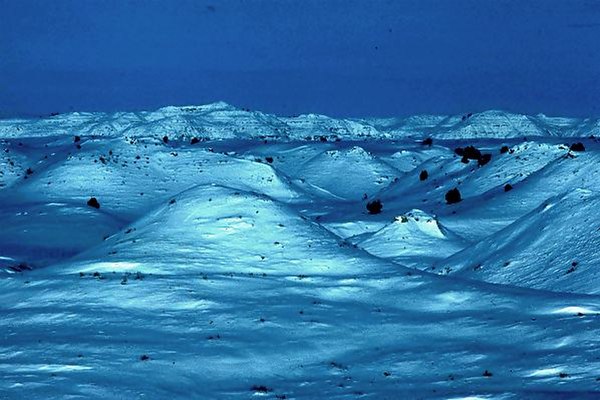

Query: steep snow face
left=453, top=142, right=566, bottom=198
left=2, top=107, right=600, bottom=399
left=354, top=209, right=466, bottom=268
left=0, top=140, right=33, bottom=189
left=281, top=113, right=383, bottom=139
left=436, top=143, right=600, bottom=242
left=438, top=110, right=547, bottom=138
left=436, top=190, right=600, bottom=294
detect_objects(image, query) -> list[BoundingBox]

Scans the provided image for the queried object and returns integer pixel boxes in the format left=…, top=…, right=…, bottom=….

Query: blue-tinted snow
left=1, top=105, right=600, bottom=399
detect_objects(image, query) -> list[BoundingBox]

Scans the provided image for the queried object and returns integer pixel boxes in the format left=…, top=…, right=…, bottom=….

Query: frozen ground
left=1, top=104, right=600, bottom=399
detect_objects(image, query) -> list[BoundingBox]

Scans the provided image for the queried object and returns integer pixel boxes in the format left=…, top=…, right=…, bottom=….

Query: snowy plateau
left=1, top=102, right=600, bottom=399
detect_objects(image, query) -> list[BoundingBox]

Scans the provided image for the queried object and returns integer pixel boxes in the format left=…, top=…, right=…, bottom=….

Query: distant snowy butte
left=2, top=104, right=600, bottom=398
left=1, top=103, right=600, bottom=140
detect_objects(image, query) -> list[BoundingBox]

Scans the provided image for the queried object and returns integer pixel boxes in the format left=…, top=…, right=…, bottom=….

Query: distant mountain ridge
left=1, top=101, right=599, bottom=139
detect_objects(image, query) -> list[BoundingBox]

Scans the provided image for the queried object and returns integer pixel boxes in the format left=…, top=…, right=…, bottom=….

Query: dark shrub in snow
left=251, top=385, right=272, bottom=393
left=504, top=183, right=513, bottom=192
left=140, top=354, right=150, bottom=361
left=483, top=370, right=493, bottom=377
left=74, top=135, right=81, bottom=143
left=456, top=145, right=490, bottom=166
left=478, top=153, right=492, bottom=166
left=162, top=135, right=169, bottom=144
left=366, top=199, right=383, bottom=214
left=422, top=137, right=433, bottom=146
left=190, top=137, right=200, bottom=145
left=265, top=156, right=274, bottom=163
left=500, top=145, right=509, bottom=154
left=445, top=188, right=462, bottom=204
left=569, top=142, right=585, bottom=152
left=419, top=170, right=428, bottom=181
left=87, top=197, right=100, bottom=209
left=9, top=263, right=31, bottom=273
left=462, top=146, right=482, bottom=160
left=25, top=167, right=33, bottom=175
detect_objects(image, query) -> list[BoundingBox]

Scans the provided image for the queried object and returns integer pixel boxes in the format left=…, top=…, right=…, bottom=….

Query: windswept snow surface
left=1, top=104, right=600, bottom=399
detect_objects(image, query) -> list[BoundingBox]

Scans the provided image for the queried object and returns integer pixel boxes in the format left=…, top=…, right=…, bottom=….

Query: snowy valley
left=1, top=104, right=600, bottom=399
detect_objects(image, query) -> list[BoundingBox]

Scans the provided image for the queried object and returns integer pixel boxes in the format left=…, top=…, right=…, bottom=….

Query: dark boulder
left=445, top=188, right=462, bottom=204
left=366, top=199, right=383, bottom=214
left=504, top=183, right=513, bottom=192
left=162, top=135, right=169, bottom=144
left=569, top=142, right=585, bottom=152
left=500, top=145, right=509, bottom=154
left=87, top=197, right=100, bottom=209
left=419, top=170, right=428, bottom=181
left=265, top=156, right=274, bottom=163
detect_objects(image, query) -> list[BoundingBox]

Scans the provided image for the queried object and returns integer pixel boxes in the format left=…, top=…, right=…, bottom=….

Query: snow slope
left=436, top=189, right=600, bottom=294
left=1, top=104, right=600, bottom=399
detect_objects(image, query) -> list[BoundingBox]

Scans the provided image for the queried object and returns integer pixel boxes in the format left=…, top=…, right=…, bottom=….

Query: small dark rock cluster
left=8, top=263, right=32, bottom=273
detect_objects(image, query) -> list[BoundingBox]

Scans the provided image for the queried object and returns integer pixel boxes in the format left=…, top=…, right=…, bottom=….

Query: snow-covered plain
left=1, top=103, right=600, bottom=399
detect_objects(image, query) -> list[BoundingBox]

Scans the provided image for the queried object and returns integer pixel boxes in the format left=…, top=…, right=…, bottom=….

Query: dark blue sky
left=1, top=0, right=599, bottom=118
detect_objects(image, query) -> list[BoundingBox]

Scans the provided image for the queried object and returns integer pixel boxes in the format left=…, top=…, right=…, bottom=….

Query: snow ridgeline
left=1, top=102, right=599, bottom=140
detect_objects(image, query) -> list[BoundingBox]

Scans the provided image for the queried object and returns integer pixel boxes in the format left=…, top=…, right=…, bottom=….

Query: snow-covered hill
left=1, top=104, right=600, bottom=399
left=352, top=209, right=467, bottom=268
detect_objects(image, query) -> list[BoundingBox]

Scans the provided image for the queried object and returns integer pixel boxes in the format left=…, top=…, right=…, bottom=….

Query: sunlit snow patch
left=551, top=306, right=599, bottom=315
